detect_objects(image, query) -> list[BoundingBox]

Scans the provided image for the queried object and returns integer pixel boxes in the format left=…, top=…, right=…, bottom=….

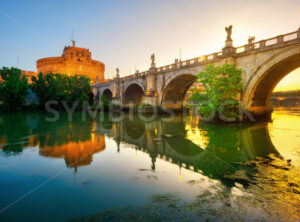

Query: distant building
left=185, top=82, right=203, bottom=100
left=36, top=40, right=105, bottom=83
left=21, top=70, right=37, bottom=84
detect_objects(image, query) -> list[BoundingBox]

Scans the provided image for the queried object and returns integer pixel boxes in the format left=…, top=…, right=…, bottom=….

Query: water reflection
left=0, top=112, right=106, bottom=171
left=0, top=112, right=281, bottom=180
left=96, top=114, right=281, bottom=187
left=0, top=111, right=299, bottom=221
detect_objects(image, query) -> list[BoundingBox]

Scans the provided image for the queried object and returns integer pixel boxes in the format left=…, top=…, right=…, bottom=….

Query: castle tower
left=37, top=41, right=105, bottom=83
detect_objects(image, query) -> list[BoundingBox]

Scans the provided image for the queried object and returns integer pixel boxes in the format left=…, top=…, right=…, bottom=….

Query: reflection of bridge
left=95, top=115, right=279, bottom=185
left=93, top=27, right=300, bottom=119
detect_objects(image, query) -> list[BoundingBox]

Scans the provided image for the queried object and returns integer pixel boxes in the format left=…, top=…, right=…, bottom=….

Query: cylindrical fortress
left=37, top=43, right=105, bottom=83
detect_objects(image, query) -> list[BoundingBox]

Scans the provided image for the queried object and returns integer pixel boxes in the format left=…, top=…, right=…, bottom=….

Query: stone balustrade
left=96, top=29, right=300, bottom=88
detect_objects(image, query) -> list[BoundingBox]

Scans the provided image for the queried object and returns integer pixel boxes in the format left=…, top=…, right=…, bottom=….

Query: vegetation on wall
left=189, top=64, right=243, bottom=121
left=0, top=67, right=29, bottom=111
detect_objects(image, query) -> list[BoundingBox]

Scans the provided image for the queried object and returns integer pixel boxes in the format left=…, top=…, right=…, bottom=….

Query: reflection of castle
left=0, top=132, right=106, bottom=172
left=39, top=133, right=105, bottom=172
left=0, top=113, right=106, bottom=171
left=37, top=41, right=105, bottom=83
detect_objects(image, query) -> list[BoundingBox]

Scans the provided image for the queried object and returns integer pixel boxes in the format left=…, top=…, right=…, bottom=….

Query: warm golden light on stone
left=37, top=42, right=105, bottom=83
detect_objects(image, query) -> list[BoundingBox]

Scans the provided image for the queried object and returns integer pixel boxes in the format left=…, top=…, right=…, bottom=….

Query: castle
left=36, top=40, right=105, bottom=83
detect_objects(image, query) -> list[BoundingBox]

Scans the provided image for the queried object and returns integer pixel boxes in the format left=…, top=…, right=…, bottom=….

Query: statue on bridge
left=151, top=53, right=156, bottom=68
left=151, top=53, right=155, bottom=63
left=174, top=58, right=181, bottom=69
left=225, top=25, right=232, bottom=40
left=248, top=36, right=255, bottom=44
left=116, top=68, right=120, bottom=78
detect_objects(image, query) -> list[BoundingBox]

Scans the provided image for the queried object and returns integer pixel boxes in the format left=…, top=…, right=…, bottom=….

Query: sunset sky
left=0, top=0, right=299, bottom=91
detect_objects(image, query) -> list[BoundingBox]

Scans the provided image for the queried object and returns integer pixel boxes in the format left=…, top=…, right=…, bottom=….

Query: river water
left=0, top=108, right=299, bottom=222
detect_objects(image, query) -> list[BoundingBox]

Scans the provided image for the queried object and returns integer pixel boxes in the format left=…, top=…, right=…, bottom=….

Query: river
left=0, top=108, right=299, bottom=221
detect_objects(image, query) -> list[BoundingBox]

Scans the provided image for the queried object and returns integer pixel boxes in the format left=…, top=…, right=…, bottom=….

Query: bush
left=31, top=72, right=92, bottom=109
left=100, top=94, right=110, bottom=108
left=189, top=64, right=243, bottom=120
left=0, top=67, right=29, bottom=111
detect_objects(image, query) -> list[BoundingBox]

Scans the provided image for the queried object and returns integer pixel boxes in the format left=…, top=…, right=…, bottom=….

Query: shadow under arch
left=160, top=119, right=280, bottom=187
left=123, top=83, right=145, bottom=106
left=161, top=74, right=197, bottom=110
left=102, top=88, right=113, bottom=101
left=122, top=115, right=146, bottom=143
left=93, top=112, right=282, bottom=187
left=99, top=113, right=281, bottom=187
left=242, top=45, right=300, bottom=117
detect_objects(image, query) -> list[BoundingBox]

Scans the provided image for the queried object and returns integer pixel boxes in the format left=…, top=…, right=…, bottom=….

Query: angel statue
left=225, top=25, right=232, bottom=40
left=116, top=68, right=120, bottom=78
left=151, top=53, right=155, bottom=65
left=248, top=36, right=255, bottom=44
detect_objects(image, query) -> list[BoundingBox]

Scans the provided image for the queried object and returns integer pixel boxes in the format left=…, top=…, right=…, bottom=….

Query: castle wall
left=37, top=57, right=105, bottom=83
left=36, top=45, right=105, bottom=83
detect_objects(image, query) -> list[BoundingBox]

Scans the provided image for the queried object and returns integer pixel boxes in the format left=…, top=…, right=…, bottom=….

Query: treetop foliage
left=0, top=67, right=93, bottom=111
left=189, top=64, right=243, bottom=121
left=0, top=67, right=29, bottom=111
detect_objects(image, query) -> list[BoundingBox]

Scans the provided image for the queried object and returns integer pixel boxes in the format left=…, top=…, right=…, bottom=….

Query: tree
left=31, top=72, right=92, bottom=109
left=100, top=94, right=110, bottom=109
left=0, top=67, right=29, bottom=111
left=189, top=64, right=243, bottom=121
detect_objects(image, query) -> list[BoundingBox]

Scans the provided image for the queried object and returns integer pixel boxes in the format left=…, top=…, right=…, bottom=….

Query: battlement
left=37, top=57, right=65, bottom=65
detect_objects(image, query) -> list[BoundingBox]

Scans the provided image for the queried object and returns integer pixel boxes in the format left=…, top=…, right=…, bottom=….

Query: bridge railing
left=154, top=51, right=223, bottom=74
left=94, top=28, right=300, bottom=88
left=236, top=29, right=300, bottom=56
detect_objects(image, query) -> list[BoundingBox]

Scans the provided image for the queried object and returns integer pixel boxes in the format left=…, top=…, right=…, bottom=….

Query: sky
left=0, top=0, right=299, bottom=91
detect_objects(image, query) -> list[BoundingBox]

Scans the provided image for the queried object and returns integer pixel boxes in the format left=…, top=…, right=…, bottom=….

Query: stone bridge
left=93, top=27, right=300, bottom=118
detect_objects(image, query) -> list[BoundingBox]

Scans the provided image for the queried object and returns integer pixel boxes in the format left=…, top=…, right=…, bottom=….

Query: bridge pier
left=243, top=106, right=273, bottom=122
left=144, top=94, right=158, bottom=107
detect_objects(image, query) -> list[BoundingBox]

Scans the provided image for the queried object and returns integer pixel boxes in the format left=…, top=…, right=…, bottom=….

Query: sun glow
left=185, top=117, right=209, bottom=149
left=273, top=68, right=300, bottom=92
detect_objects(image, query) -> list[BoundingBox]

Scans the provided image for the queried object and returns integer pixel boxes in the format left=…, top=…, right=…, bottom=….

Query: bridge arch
left=161, top=72, right=197, bottom=109
left=241, top=45, right=300, bottom=117
left=101, top=88, right=113, bottom=101
left=123, top=83, right=145, bottom=105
